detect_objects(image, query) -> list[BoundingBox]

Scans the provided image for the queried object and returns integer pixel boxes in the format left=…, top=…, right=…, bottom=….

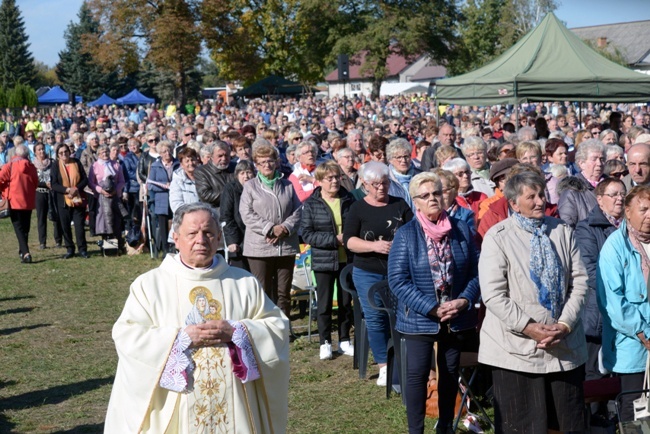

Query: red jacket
left=477, top=196, right=558, bottom=245
left=456, top=191, right=487, bottom=217
left=0, top=157, right=38, bottom=210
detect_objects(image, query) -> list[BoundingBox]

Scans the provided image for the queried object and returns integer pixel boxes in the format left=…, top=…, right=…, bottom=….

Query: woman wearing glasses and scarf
left=388, top=172, right=480, bottom=434
left=479, top=171, right=588, bottom=433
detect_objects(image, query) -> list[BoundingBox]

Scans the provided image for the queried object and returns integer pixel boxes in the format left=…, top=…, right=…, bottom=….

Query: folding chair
left=367, top=280, right=407, bottom=405
left=453, top=352, right=494, bottom=432
left=340, top=264, right=370, bottom=379
left=291, top=245, right=317, bottom=340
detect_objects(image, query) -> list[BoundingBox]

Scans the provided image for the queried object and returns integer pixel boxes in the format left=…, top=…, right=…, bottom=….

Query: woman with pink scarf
left=388, top=172, right=480, bottom=434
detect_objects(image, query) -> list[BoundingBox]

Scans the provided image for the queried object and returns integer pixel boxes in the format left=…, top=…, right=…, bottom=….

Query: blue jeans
left=352, top=267, right=390, bottom=364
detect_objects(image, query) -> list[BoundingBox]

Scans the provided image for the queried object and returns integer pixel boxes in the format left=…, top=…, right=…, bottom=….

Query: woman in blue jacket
left=598, top=184, right=650, bottom=422
left=146, top=141, right=179, bottom=257
left=388, top=172, right=480, bottom=434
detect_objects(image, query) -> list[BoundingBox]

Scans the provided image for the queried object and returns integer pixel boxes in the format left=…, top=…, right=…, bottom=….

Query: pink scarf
left=416, top=209, right=451, bottom=243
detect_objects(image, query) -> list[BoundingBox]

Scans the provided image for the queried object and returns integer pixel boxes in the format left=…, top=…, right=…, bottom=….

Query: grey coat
left=557, top=173, right=598, bottom=228
left=240, top=176, right=302, bottom=258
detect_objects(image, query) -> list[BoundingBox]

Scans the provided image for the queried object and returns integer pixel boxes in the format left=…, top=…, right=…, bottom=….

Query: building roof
left=410, top=63, right=447, bottom=81
left=325, top=51, right=413, bottom=82
left=571, top=20, right=650, bottom=65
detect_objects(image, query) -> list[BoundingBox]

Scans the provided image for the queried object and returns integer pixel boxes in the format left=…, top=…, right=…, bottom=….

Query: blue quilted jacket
left=388, top=216, right=480, bottom=334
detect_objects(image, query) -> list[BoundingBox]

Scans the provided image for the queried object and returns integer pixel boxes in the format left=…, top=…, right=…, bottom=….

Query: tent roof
left=232, top=75, right=315, bottom=97
left=116, top=89, right=155, bottom=105
left=87, top=93, right=116, bottom=107
left=37, top=86, right=82, bottom=104
left=436, top=13, right=650, bottom=105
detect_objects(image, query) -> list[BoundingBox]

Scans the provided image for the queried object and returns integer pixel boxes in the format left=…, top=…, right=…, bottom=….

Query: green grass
left=0, top=217, right=491, bottom=433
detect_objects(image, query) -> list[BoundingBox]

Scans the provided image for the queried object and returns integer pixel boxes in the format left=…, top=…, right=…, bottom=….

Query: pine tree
left=56, top=3, right=118, bottom=101
left=0, top=0, right=36, bottom=89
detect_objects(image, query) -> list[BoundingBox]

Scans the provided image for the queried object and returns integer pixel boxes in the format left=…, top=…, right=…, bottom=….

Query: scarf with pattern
left=628, top=222, right=650, bottom=282
left=512, top=212, right=565, bottom=320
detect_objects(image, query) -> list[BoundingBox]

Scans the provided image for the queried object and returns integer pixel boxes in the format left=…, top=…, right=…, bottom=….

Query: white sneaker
left=376, top=366, right=387, bottom=386
left=337, top=340, right=354, bottom=357
left=320, top=341, right=332, bottom=360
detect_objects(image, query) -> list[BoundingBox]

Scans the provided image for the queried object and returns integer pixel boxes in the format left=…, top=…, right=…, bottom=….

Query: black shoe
left=22, top=254, right=32, bottom=264
left=79, top=251, right=89, bottom=259
left=63, top=251, right=75, bottom=259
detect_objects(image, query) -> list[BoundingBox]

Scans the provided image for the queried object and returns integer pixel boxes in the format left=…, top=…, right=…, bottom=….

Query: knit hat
left=490, top=116, right=502, bottom=126
left=489, top=158, right=518, bottom=182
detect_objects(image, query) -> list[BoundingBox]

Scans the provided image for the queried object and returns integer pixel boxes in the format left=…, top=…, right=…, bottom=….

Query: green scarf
left=258, top=170, right=280, bottom=189
left=473, top=164, right=491, bottom=180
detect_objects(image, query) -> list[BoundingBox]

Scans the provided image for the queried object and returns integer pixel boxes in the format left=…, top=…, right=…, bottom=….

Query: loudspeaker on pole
left=337, top=54, right=349, bottom=82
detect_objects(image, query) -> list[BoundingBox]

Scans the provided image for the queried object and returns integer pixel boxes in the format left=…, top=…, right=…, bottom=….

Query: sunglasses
left=148, top=138, right=159, bottom=143
left=184, top=132, right=196, bottom=137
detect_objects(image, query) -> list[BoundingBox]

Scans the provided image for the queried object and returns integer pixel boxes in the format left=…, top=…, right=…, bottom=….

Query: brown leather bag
left=425, top=344, right=467, bottom=419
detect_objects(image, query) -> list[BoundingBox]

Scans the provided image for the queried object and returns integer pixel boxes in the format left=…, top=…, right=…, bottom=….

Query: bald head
left=627, top=144, right=650, bottom=185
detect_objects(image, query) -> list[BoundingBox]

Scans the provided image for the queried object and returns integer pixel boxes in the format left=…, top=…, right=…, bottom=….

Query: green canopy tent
left=232, top=75, right=317, bottom=98
left=436, top=13, right=650, bottom=106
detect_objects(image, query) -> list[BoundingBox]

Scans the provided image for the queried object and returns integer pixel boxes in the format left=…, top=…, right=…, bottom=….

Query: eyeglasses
left=256, top=159, right=276, bottom=166
left=453, top=170, right=471, bottom=177
left=293, top=137, right=302, bottom=141
left=392, top=155, right=411, bottom=161
left=414, top=191, right=443, bottom=201
left=601, top=191, right=626, bottom=198
left=609, top=171, right=628, bottom=178
left=148, top=138, right=159, bottom=143
left=465, top=152, right=484, bottom=158
left=321, top=175, right=340, bottom=182
left=58, top=151, right=70, bottom=156
left=369, top=180, right=390, bottom=189
left=184, top=132, right=196, bottom=137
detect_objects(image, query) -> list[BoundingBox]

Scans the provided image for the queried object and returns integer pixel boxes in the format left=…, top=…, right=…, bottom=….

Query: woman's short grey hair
left=599, top=129, right=618, bottom=142
left=87, top=132, right=98, bottom=141
left=147, top=130, right=161, bottom=140
left=442, top=157, right=470, bottom=173
left=286, top=144, right=297, bottom=156
left=327, top=132, right=340, bottom=142
left=252, top=137, right=272, bottom=152
left=97, top=144, right=110, bottom=155
left=605, top=145, right=624, bottom=159
left=408, top=172, right=441, bottom=199
left=575, top=139, right=605, bottom=164
left=14, top=144, right=29, bottom=158
left=235, top=159, right=255, bottom=176
left=346, top=129, right=361, bottom=146
left=158, top=140, right=174, bottom=153
left=360, top=161, right=389, bottom=183
left=200, top=144, right=213, bottom=158
left=297, top=141, right=318, bottom=157
left=336, top=147, right=354, bottom=160
left=173, top=202, right=220, bottom=234
left=386, top=138, right=412, bottom=161
left=461, top=136, right=487, bottom=153
left=517, top=126, right=537, bottom=141
left=504, top=171, right=547, bottom=203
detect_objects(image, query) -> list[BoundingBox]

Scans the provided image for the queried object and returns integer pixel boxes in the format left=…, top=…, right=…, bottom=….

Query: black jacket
left=300, top=187, right=354, bottom=271
left=137, top=150, right=158, bottom=184
left=575, top=205, right=618, bottom=340
left=50, top=158, right=88, bottom=210
left=194, top=161, right=236, bottom=208
left=219, top=180, right=246, bottom=254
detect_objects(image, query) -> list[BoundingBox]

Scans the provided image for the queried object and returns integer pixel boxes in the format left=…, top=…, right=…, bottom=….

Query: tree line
left=0, top=0, right=585, bottom=106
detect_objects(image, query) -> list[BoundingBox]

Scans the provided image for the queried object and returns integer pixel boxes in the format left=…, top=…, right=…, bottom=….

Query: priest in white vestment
left=105, top=202, right=290, bottom=434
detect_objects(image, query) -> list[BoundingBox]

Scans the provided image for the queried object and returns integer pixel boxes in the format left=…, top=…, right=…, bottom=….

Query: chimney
left=597, top=37, right=607, bottom=48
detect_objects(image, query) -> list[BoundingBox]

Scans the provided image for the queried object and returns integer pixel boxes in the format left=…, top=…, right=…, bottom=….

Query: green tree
left=33, top=61, right=61, bottom=88
left=0, top=0, right=36, bottom=88
left=57, top=3, right=119, bottom=100
left=331, top=0, right=459, bottom=99
left=7, top=83, right=37, bottom=107
left=582, top=39, right=629, bottom=67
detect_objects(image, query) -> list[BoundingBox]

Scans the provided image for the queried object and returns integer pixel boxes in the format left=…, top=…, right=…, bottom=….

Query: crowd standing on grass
left=2, top=96, right=650, bottom=432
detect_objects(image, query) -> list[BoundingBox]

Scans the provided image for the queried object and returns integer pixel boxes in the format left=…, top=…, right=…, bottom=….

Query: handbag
left=633, top=352, right=650, bottom=420
left=0, top=196, right=9, bottom=219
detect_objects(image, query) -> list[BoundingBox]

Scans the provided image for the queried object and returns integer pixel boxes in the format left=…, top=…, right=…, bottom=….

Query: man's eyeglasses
left=601, top=191, right=626, bottom=198
left=184, top=132, right=196, bottom=137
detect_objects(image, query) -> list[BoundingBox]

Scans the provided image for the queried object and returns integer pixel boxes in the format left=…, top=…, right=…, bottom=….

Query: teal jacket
left=597, top=219, right=649, bottom=374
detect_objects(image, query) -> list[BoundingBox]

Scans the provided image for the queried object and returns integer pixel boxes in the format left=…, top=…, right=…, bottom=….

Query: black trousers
left=314, top=266, right=353, bottom=345
left=491, top=365, right=586, bottom=433
left=404, top=328, right=476, bottom=434
left=10, top=209, right=32, bottom=256
left=86, top=193, right=97, bottom=236
left=156, top=215, right=170, bottom=255
left=35, top=191, right=62, bottom=246
left=124, top=192, right=140, bottom=230
left=59, top=205, right=87, bottom=253
left=618, top=371, right=645, bottom=423
left=247, top=256, right=295, bottom=318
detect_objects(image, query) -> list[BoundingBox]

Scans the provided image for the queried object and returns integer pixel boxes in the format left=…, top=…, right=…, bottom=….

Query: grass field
left=0, top=216, right=489, bottom=433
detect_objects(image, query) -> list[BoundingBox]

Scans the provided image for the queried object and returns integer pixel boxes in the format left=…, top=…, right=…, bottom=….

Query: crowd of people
left=2, top=95, right=650, bottom=433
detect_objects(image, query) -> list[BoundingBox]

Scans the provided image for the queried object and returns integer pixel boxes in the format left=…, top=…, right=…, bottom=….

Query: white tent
left=380, top=82, right=429, bottom=96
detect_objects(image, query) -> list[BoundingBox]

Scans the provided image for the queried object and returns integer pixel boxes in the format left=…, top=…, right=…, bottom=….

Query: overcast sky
left=21, top=0, right=650, bottom=67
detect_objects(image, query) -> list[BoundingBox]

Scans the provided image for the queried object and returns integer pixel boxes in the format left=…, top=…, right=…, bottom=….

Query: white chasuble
left=104, top=254, right=290, bottom=434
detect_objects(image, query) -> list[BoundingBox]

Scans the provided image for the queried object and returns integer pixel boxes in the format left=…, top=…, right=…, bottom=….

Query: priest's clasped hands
left=186, top=320, right=234, bottom=348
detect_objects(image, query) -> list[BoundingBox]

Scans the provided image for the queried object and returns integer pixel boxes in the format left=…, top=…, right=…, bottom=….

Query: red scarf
left=301, top=163, right=316, bottom=173
left=416, top=210, right=451, bottom=243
